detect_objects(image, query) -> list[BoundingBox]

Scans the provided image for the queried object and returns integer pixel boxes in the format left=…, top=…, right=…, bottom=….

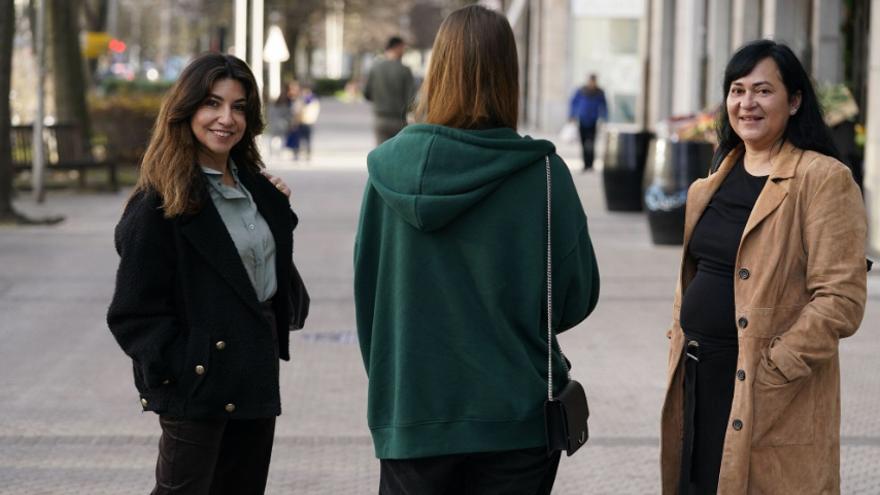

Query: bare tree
left=0, top=0, right=19, bottom=221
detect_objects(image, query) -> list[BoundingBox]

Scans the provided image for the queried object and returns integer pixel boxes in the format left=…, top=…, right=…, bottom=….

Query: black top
left=680, top=157, right=767, bottom=350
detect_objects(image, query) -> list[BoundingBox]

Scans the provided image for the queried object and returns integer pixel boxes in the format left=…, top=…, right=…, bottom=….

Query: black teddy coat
left=108, top=167, right=302, bottom=419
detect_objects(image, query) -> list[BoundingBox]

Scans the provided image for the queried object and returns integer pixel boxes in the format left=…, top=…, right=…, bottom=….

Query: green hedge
left=90, top=93, right=163, bottom=165
left=99, top=79, right=175, bottom=96
left=312, top=78, right=349, bottom=96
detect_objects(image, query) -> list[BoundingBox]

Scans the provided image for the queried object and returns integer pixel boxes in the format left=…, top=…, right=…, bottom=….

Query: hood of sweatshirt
left=366, top=124, right=555, bottom=232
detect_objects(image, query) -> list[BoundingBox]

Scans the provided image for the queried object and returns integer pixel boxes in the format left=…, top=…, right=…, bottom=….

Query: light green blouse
left=202, top=162, right=277, bottom=303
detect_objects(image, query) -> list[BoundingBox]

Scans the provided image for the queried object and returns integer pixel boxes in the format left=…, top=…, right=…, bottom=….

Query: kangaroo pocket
left=751, top=358, right=815, bottom=447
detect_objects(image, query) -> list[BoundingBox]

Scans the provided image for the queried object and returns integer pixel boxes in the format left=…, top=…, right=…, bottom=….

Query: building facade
left=519, top=0, right=878, bottom=256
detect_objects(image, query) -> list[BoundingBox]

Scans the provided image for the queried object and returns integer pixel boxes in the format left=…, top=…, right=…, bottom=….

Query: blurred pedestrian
left=354, top=6, right=599, bottom=494
left=107, top=53, right=309, bottom=495
left=568, top=74, right=608, bottom=171
left=285, top=81, right=302, bottom=158
left=267, top=83, right=293, bottom=158
left=363, top=36, right=415, bottom=144
left=660, top=40, right=867, bottom=494
left=293, top=85, right=320, bottom=161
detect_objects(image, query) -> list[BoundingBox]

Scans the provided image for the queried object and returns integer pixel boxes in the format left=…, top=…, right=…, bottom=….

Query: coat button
left=140, top=398, right=148, bottom=407
left=736, top=369, right=746, bottom=381
left=738, top=268, right=750, bottom=280
left=738, top=317, right=748, bottom=329
left=732, top=419, right=743, bottom=431
left=215, top=341, right=226, bottom=350
left=225, top=403, right=236, bottom=413
left=195, top=364, right=206, bottom=375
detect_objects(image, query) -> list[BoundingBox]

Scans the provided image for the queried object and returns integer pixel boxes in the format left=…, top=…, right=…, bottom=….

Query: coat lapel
left=179, top=188, right=263, bottom=317
left=740, top=141, right=801, bottom=241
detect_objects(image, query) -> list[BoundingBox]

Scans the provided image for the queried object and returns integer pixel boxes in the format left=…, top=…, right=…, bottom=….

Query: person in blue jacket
left=568, top=74, right=608, bottom=171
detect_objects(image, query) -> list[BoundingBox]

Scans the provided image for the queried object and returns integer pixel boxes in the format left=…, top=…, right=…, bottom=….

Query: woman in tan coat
left=660, top=40, right=867, bottom=494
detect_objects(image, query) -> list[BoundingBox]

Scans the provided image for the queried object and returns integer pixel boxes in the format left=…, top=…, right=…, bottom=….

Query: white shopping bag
left=558, top=122, right=578, bottom=144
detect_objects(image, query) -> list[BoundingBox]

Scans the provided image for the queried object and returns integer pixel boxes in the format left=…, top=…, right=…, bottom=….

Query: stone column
left=706, top=0, right=732, bottom=107
left=864, top=0, right=880, bottom=256
left=526, top=0, right=542, bottom=130
left=671, top=0, right=706, bottom=115
left=647, top=0, right=676, bottom=126
left=811, top=0, right=844, bottom=85
left=761, top=0, right=810, bottom=62
left=731, top=0, right=761, bottom=49
left=538, top=0, right=571, bottom=129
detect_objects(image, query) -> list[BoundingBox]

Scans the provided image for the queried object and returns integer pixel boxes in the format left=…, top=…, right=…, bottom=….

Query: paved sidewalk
left=1, top=100, right=878, bottom=494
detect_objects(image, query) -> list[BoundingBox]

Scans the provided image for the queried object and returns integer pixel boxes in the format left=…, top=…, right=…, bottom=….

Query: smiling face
left=726, top=57, right=801, bottom=152
left=190, top=78, right=247, bottom=169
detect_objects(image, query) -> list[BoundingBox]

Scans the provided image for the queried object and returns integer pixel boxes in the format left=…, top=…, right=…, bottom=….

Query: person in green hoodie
left=354, top=5, right=600, bottom=494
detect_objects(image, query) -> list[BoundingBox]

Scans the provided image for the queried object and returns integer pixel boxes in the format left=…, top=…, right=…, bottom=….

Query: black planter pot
left=830, top=121, right=864, bottom=190
left=601, top=130, right=653, bottom=211
left=644, top=139, right=714, bottom=245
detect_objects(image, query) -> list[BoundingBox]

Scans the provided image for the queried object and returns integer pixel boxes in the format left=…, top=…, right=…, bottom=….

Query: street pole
left=250, top=0, right=264, bottom=96
left=234, top=0, right=247, bottom=58
left=32, top=0, right=46, bottom=203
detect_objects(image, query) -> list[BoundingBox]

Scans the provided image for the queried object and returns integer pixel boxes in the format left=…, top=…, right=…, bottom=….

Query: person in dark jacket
left=568, top=74, right=608, bottom=171
left=107, top=53, right=307, bottom=495
left=354, top=6, right=600, bottom=494
left=363, top=36, right=415, bottom=144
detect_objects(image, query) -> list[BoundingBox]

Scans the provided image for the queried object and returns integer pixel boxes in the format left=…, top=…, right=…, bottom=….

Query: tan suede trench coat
left=660, top=141, right=867, bottom=494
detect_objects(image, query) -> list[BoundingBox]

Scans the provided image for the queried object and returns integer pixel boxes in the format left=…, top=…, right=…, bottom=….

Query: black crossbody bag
left=541, top=155, right=590, bottom=456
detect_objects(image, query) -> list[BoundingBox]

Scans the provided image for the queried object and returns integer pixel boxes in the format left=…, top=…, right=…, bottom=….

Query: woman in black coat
left=107, top=53, right=307, bottom=494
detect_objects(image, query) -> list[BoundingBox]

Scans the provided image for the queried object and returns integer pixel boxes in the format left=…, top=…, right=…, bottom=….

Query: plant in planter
left=643, top=111, right=717, bottom=245
left=818, top=83, right=863, bottom=188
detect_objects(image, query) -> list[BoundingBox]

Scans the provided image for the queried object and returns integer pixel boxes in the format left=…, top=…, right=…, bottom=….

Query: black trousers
left=374, top=117, right=407, bottom=145
left=152, top=415, right=276, bottom=495
left=679, top=338, right=737, bottom=495
left=578, top=124, right=597, bottom=170
left=379, top=447, right=561, bottom=495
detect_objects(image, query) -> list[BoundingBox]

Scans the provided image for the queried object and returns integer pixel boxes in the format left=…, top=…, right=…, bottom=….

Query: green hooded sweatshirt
left=354, top=124, right=599, bottom=459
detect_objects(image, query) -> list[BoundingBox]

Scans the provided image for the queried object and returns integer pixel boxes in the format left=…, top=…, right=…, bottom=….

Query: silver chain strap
left=545, top=156, right=554, bottom=401
left=546, top=155, right=571, bottom=401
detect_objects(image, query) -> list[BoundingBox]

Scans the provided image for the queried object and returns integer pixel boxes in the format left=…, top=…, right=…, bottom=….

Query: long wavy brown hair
left=133, top=53, right=265, bottom=217
left=416, top=5, right=518, bottom=130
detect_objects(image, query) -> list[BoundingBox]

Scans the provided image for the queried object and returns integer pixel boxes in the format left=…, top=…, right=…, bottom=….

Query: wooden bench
left=11, top=123, right=118, bottom=191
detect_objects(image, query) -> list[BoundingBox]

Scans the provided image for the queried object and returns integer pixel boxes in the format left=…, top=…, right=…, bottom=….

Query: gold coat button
left=215, top=341, right=226, bottom=350
left=225, top=403, right=236, bottom=413
left=140, top=398, right=148, bottom=407
left=195, top=365, right=206, bottom=375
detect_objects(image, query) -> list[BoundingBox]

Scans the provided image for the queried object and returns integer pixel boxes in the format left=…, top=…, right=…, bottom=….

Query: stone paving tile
left=2, top=437, right=878, bottom=494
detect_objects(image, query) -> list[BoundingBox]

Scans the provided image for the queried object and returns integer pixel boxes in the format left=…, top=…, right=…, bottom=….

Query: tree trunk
left=48, top=0, right=92, bottom=157
left=0, top=0, right=17, bottom=220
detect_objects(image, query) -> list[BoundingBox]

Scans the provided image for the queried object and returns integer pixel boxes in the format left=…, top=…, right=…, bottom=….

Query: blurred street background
left=1, top=0, right=879, bottom=493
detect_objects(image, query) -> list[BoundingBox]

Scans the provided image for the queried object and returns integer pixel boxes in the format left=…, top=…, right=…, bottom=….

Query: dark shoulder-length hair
left=415, top=5, right=518, bottom=130
left=134, top=53, right=265, bottom=217
left=715, top=39, right=839, bottom=164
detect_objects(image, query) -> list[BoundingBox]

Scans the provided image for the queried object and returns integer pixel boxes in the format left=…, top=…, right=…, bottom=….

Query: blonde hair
left=134, top=53, right=264, bottom=217
left=416, top=5, right=519, bottom=129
